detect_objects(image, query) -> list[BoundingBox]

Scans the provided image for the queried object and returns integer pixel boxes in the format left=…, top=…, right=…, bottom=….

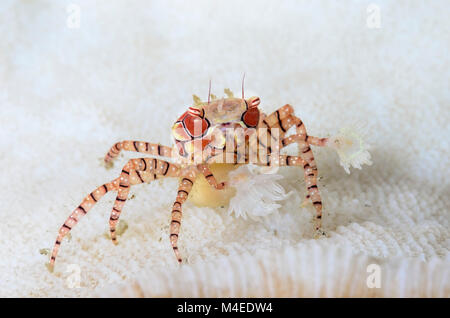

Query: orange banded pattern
left=104, top=141, right=172, bottom=162
left=50, top=179, right=119, bottom=267
left=109, top=158, right=180, bottom=243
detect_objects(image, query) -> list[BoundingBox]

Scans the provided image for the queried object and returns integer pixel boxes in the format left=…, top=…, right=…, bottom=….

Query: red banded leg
left=270, top=111, right=328, bottom=180
left=275, top=155, right=323, bottom=234
left=262, top=104, right=329, bottom=148
left=104, top=141, right=173, bottom=163
left=109, top=158, right=180, bottom=243
left=171, top=168, right=197, bottom=263
left=281, top=131, right=326, bottom=187
left=197, top=164, right=226, bottom=189
left=50, top=179, right=120, bottom=269
left=261, top=104, right=294, bottom=135
left=278, top=119, right=325, bottom=235
left=257, top=104, right=294, bottom=152
left=262, top=107, right=327, bottom=235
left=259, top=105, right=327, bottom=161
left=263, top=108, right=326, bottom=178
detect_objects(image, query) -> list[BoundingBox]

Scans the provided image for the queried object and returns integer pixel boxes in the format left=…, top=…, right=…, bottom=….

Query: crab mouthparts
left=218, top=121, right=245, bottom=129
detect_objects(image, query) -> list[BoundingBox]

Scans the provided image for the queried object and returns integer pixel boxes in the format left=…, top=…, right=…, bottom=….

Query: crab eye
left=248, top=97, right=260, bottom=108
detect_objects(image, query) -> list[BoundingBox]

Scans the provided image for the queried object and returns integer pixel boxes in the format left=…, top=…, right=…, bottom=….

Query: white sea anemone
left=227, top=165, right=289, bottom=220
left=327, top=125, right=373, bottom=174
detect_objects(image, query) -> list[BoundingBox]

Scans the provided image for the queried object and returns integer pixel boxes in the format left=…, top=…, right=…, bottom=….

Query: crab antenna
left=208, top=79, right=212, bottom=104
left=241, top=73, right=246, bottom=99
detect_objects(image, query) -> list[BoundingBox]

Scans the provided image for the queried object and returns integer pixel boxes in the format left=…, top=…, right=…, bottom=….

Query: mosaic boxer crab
left=49, top=84, right=371, bottom=269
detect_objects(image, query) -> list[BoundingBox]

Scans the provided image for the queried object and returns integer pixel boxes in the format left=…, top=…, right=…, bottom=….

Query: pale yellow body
left=188, top=164, right=238, bottom=207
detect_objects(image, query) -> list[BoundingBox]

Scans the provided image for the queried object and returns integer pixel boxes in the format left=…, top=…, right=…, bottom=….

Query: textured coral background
left=0, top=0, right=448, bottom=297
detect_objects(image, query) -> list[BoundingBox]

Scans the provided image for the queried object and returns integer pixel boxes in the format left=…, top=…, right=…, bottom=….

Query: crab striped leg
left=104, top=141, right=173, bottom=163
left=170, top=168, right=197, bottom=263
left=281, top=132, right=328, bottom=148
left=293, top=115, right=328, bottom=147
left=263, top=105, right=329, bottom=147
left=281, top=133, right=319, bottom=166
left=276, top=155, right=323, bottom=232
left=109, top=158, right=180, bottom=243
left=278, top=115, right=328, bottom=146
left=260, top=105, right=328, bottom=174
left=277, top=115, right=327, bottom=177
left=256, top=104, right=294, bottom=152
left=197, top=164, right=226, bottom=189
left=261, top=107, right=328, bottom=152
left=262, top=104, right=294, bottom=134
left=262, top=109, right=325, bottom=175
left=281, top=132, right=325, bottom=181
left=49, top=179, right=120, bottom=269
